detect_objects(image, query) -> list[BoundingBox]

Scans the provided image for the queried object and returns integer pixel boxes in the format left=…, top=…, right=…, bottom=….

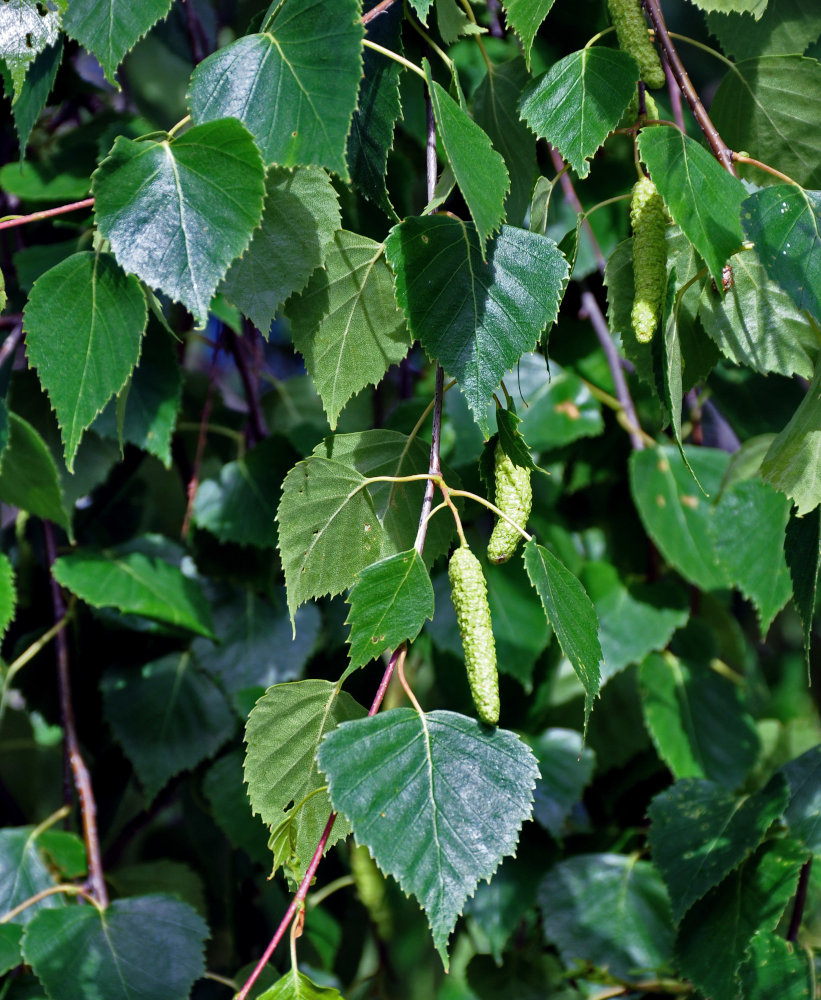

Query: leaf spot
left=681, top=495, right=699, bottom=509
left=655, top=494, right=666, bottom=508
left=554, top=399, right=581, bottom=420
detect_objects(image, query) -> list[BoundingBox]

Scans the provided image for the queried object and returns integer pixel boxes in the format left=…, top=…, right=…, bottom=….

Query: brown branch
left=230, top=323, right=268, bottom=446
left=642, top=0, right=737, bottom=176
left=0, top=198, right=95, bottom=231
left=362, top=0, right=398, bottom=25
left=0, top=322, right=24, bottom=370
left=787, top=858, right=812, bottom=943
left=43, top=522, right=108, bottom=908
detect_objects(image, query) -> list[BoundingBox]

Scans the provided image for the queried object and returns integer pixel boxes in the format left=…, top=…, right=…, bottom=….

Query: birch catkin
left=607, top=0, right=666, bottom=89
left=630, top=174, right=667, bottom=344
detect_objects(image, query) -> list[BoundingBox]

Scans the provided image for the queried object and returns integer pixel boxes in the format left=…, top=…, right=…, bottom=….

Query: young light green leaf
left=287, top=230, right=410, bottom=429
left=784, top=506, right=820, bottom=667
left=102, top=652, right=236, bottom=800
left=0, top=553, right=16, bottom=646
left=639, top=652, right=760, bottom=788
left=425, top=63, right=509, bottom=255
left=739, top=930, right=815, bottom=1000
left=0, top=0, right=65, bottom=98
left=221, top=166, right=341, bottom=336
left=188, top=0, right=363, bottom=177
left=244, top=679, right=366, bottom=880
left=648, top=775, right=790, bottom=921
left=706, top=0, right=821, bottom=60
left=22, top=895, right=207, bottom=1000
left=93, top=119, right=266, bottom=326
left=676, top=839, right=808, bottom=1000
left=539, top=854, right=675, bottom=980
left=258, top=969, right=345, bottom=1000
left=711, top=55, right=821, bottom=189
left=760, top=359, right=821, bottom=514
left=530, top=729, right=595, bottom=839
left=0, top=828, right=65, bottom=926
left=523, top=539, right=602, bottom=729
left=781, top=744, right=821, bottom=852
left=501, top=0, right=557, bottom=68
left=346, top=550, right=434, bottom=670
left=519, top=48, right=638, bottom=179
left=24, top=252, right=147, bottom=471
left=0, top=411, right=71, bottom=537
left=637, top=127, right=746, bottom=283
left=62, top=0, right=174, bottom=85
left=52, top=549, right=215, bottom=638
left=318, top=708, right=539, bottom=964
left=385, top=216, right=568, bottom=435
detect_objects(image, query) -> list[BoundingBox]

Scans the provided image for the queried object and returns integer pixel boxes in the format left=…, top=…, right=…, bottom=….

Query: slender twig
left=642, top=0, right=737, bottom=176
left=181, top=333, right=222, bottom=538
left=0, top=313, right=23, bottom=328
left=0, top=883, right=96, bottom=923
left=0, top=323, right=24, bottom=370
left=0, top=609, right=72, bottom=728
left=362, top=39, right=427, bottom=80
left=230, top=324, right=268, bottom=446
left=663, top=55, right=686, bottom=132
left=181, top=0, right=208, bottom=65
left=362, top=0, right=398, bottom=25
left=787, top=858, right=813, bottom=943
left=44, top=522, right=108, bottom=908
left=486, top=0, right=504, bottom=37
left=0, top=198, right=95, bottom=231
left=731, top=153, right=799, bottom=187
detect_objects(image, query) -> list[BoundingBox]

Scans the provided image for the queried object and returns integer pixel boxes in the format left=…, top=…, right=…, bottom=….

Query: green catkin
left=630, top=175, right=667, bottom=344
left=607, top=0, right=666, bottom=90
left=487, top=444, right=531, bottom=565
left=448, top=545, right=499, bottom=726
left=623, top=89, right=659, bottom=127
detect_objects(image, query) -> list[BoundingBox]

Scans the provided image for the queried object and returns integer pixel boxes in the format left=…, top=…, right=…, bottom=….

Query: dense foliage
left=0, top=0, right=819, bottom=998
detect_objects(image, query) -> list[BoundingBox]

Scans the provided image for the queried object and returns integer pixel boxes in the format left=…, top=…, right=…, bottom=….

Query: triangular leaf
left=317, top=708, right=539, bottom=964
left=93, top=119, right=266, bottom=326
left=258, top=969, right=345, bottom=1000
left=0, top=410, right=71, bottom=537
left=501, top=0, right=557, bottom=68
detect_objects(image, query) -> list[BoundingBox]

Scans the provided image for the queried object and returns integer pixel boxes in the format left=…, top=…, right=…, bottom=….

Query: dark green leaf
left=63, top=0, right=174, bottom=85
left=346, top=550, right=434, bottom=670
left=0, top=0, right=65, bottom=97
left=530, top=728, right=595, bottom=839
left=784, top=506, right=820, bottom=667
left=639, top=652, right=760, bottom=788
left=106, top=861, right=206, bottom=918
left=539, top=854, right=675, bottom=980
left=0, top=923, right=23, bottom=976
left=4, top=40, right=61, bottom=152
left=648, top=775, right=790, bottom=921
left=318, top=708, right=539, bottom=963
left=711, top=56, right=821, bottom=189
left=739, top=930, right=814, bottom=1000
left=706, top=0, right=821, bottom=59
left=258, top=970, right=345, bottom=1000
left=676, top=839, right=808, bottom=1000
left=102, top=652, right=236, bottom=799
left=637, top=127, right=746, bottom=283
left=523, top=539, right=602, bottom=729
left=36, top=831, right=85, bottom=880
left=484, top=554, right=551, bottom=690
left=244, top=679, right=366, bottom=880
left=781, top=744, right=821, bottom=852
left=24, top=252, right=147, bottom=471
left=0, top=156, right=90, bottom=203
left=501, top=0, right=557, bottom=68
left=92, top=119, right=266, bottom=325
left=0, top=828, right=64, bottom=926
left=425, top=63, right=509, bottom=255
left=463, top=854, right=540, bottom=965
left=495, top=406, right=541, bottom=474
left=221, top=166, right=341, bottom=336
left=188, top=0, right=363, bottom=177
left=385, top=216, right=568, bottom=435
left=287, top=230, right=410, bottom=428
left=0, top=411, right=71, bottom=537
left=203, top=751, right=270, bottom=866
left=0, top=552, right=16, bottom=645
left=52, top=549, right=215, bottom=638
left=519, top=48, right=638, bottom=179
left=22, top=895, right=207, bottom=1000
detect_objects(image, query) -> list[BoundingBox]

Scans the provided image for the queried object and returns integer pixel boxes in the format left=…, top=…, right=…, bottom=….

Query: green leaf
left=0, top=411, right=71, bottom=537
left=501, top=0, right=557, bottom=68
left=581, top=562, right=689, bottom=682
left=484, top=554, right=551, bottom=690
left=473, top=57, right=537, bottom=227
left=530, top=728, right=595, bottom=839
left=36, top=831, right=86, bottom=880
left=523, top=539, right=602, bottom=729
left=385, top=216, right=568, bottom=435
left=188, top=0, right=364, bottom=177
left=781, top=744, right=821, bottom=852
left=102, top=652, right=236, bottom=799
left=0, top=552, right=16, bottom=645
left=244, top=679, right=366, bottom=880
left=760, top=359, right=821, bottom=514
left=346, top=550, right=434, bottom=670
left=346, top=0, right=403, bottom=218
left=52, top=549, right=216, bottom=638
left=107, top=861, right=205, bottom=918
left=22, top=895, right=207, bottom=1000
left=784, top=506, right=820, bottom=667
left=0, top=156, right=90, bottom=203
left=711, top=56, right=821, bottom=189
left=629, top=445, right=730, bottom=591
left=24, top=252, right=147, bottom=471
left=647, top=775, right=790, bottom=921
left=407, top=0, right=433, bottom=21
left=0, top=828, right=64, bottom=926
left=92, top=119, right=266, bottom=326
left=0, top=0, right=65, bottom=98
left=710, top=478, right=793, bottom=634
left=425, top=63, right=509, bottom=255
left=317, top=708, right=539, bottom=963
left=258, top=969, right=345, bottom=1000
left=203, top=751, right=270, bottom=865
left=287, top=230, right=410, bottom=429
left=539, top=854, right=675, bottom=980
left=193, top=436, right=287, bottom=548
left=495, top=405, right=541, bottom=474
left=699, top=247, right=819, bottom=380
left=62, top=0, right=174, bottom=85
left=436, top=0, right=485, bottom=43
left=637, top=127, right=746, bottom=283
left=515, top=358, right=604, bottom=449
left=706, top=0, right=821, bottom=60
left=639, top=652, right=760, bottom=788
left=519, top=48, right=638, bottom=180
left=464, top=854, right=540, bottom=965
left=686, top=0, right=767, bottom=14
left=0, top=923, right=23, bottom=976
left=221, top=166, right=341, bottom=336
left=676, top=839, right=808, bottom=1000
left=4, top=39, right=61, bottom=152
left=739, top=930, right=814, bottom=1000
left=740, top=185, right=821, bottom=326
